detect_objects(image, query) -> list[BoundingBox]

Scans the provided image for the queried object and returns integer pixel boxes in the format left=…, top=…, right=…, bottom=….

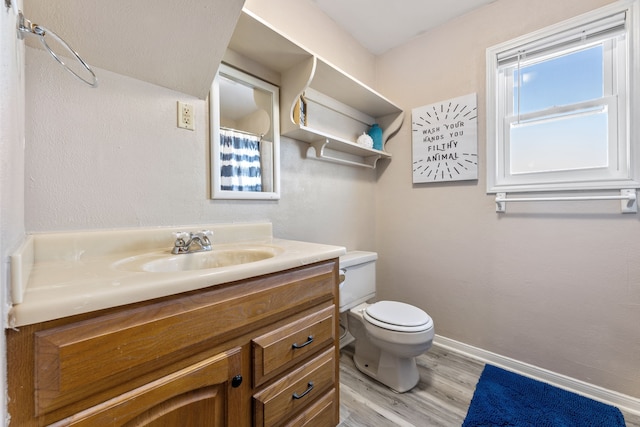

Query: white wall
left=13, top=2, right=377, bottom=424
left=1, top=1, right=25, bottom=425
left=12, top=0, right=640, bottom=419
left=24, top=1, right=378, bottom=247
left=375, top=0, right=640, bottom=398
left=243, top=0, right=376, bottom=88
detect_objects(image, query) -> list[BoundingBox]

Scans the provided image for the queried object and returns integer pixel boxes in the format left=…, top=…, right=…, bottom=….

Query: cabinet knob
left=231, top=375, right=243, bottom=388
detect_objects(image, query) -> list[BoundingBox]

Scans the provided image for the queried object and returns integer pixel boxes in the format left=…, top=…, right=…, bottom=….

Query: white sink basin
left=114, top=246, right=283, bottom=273
left=9, top=222, right=346, bottom=327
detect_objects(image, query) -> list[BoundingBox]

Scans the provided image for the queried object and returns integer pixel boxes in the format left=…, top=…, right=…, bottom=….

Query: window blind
left=497, top=12, right=626, bottom=67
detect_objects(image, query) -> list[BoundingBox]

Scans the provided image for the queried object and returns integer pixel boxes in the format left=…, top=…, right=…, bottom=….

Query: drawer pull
left=291, top=335, right=314, bottom=349
left=292, top=381, right=314, bottom=400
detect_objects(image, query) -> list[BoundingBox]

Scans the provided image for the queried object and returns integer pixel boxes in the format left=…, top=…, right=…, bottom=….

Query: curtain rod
left=220, top=126, right=264, bottom=139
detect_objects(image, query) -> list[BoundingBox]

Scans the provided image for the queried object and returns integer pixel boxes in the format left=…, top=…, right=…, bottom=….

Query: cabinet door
left=49, top=347, right=243, bottom=427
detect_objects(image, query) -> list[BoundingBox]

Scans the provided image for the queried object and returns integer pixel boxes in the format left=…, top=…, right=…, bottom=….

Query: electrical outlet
left=177, top=101, right=195, bottom=131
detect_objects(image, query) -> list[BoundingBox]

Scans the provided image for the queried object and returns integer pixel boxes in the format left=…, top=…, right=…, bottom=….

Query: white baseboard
left=434, top=334, right=640, bottom=416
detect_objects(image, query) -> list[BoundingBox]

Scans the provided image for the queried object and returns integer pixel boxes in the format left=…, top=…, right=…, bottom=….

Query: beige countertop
left=9, top=222, right=345, bottom=327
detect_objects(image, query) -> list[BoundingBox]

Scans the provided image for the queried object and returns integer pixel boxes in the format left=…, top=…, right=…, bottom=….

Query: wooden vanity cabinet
left=7, top=259, right=340, bottom=426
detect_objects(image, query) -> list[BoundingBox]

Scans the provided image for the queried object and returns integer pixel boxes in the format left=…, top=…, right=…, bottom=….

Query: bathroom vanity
left=7, top=223, right=344, bottom=426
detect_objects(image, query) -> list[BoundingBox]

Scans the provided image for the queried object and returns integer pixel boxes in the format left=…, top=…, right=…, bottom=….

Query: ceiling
left=310, top=0, right=496, bottom=55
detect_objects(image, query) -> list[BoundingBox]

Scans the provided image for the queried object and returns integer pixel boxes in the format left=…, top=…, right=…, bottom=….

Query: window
left=486, top=0, right=640, bottom=193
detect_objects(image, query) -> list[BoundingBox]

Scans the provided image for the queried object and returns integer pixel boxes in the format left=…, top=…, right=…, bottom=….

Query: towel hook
left=17, top=11, right=98, bottom=88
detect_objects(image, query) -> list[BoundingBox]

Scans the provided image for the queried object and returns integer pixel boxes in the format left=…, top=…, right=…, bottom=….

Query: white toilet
left=339, top=251, right=434, bottom=393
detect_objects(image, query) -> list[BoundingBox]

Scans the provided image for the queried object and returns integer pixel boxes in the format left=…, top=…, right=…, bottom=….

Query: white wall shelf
left=225, top=10, right=404, bottom=169
left=299, top=131, right=392, bottom=169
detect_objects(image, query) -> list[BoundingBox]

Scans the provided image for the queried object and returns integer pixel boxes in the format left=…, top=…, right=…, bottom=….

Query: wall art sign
left=411, top=93, right=478, bottom=183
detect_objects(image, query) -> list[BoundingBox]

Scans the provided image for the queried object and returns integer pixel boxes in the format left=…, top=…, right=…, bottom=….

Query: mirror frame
left=210, top=63, right=281, bottom=200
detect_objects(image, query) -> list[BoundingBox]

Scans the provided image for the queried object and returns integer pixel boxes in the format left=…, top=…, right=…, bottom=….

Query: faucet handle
left=172, top=231, right=190, bottom=245
left=198, top=230, right=213, bottom=245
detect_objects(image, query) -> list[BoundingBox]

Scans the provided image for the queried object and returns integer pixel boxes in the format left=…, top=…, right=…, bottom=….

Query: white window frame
left=486, top=0, right=640, bottom=194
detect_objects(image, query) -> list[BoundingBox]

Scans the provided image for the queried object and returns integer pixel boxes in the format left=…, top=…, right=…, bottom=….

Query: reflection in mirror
left=210, top=64, right=280, bottom=199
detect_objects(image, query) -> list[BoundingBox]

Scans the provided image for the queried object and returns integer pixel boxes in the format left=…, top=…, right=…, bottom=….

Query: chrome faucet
left=171, top=230, right=213, bottom=254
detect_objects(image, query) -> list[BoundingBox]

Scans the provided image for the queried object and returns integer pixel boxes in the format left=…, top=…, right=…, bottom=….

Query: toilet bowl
left=348, top=301, right=434, bottom=392
left=339, top=251, right=435, bottom=393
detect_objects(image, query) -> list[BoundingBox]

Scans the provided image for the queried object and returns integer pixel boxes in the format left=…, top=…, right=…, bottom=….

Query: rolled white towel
left=356, top=132, right=373, bottom=148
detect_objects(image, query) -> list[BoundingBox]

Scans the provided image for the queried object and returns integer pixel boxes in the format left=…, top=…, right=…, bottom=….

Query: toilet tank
left=339, top=251, right=377, bottom=312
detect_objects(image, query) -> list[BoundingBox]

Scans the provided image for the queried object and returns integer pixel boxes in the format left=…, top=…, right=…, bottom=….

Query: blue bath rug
left=463, top=364, right=626, bottom=427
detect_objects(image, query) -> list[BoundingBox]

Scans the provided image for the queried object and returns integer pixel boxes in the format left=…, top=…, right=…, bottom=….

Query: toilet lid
left=364, top=301, right=433, bottom=332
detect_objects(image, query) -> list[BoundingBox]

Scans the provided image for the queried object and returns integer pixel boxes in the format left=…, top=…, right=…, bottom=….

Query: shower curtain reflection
left=220, top=129, right=262, bottom=192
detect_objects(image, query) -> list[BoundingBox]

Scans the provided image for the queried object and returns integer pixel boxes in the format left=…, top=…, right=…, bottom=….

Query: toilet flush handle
left=339, top=269, right=346, bottom=285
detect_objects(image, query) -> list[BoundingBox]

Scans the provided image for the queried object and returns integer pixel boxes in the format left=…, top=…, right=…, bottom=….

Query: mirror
left=210, top=64, right=280, bottom=199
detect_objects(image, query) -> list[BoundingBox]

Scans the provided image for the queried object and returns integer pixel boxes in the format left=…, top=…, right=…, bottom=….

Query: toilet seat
left=364, top=301, right=433, bottom=333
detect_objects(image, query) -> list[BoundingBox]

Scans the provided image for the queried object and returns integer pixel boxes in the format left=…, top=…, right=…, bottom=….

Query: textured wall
left=375, top=0, right=640, bottom=398
left=19, top=0, right=639, bottom=408
left=24, top=1, right=378, bottom=250
left=23, top=0, right=245, bottom=98
left=244, top=0, right=376, bottom=88
left=1, top=1, right=26, bottom=424
left=10, top=1, right=378, bottom=425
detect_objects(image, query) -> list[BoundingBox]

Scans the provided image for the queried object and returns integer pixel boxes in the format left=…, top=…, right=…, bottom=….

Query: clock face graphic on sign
left=411, top=93, right=478, bottom=183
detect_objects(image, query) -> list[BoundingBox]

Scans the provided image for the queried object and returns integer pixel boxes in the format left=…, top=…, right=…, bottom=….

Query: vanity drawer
left=253, top=348, right=335, bottom=427
left=253, top=305, right=335, bottom=387
left=284, top=389, right=337, bottom=427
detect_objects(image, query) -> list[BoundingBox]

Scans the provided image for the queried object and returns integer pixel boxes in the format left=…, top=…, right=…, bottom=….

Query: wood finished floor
left=338, top=344, right=640, bottom=427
